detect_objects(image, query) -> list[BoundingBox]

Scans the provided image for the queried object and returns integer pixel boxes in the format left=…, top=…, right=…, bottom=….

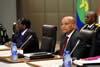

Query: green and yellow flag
left=76, top=0, right=89, bottom=30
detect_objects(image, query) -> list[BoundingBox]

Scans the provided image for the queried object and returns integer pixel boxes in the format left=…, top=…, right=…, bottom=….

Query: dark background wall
left=16, top=0, right=99, bottom=42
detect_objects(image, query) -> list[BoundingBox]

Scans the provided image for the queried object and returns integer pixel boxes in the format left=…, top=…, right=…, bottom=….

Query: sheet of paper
left=73, top=58, right=100, bottom=66
left=0, top=45, right=10, bottom=50
left=24, top=53, right=33, bottom=57
left=28, top=59, right=63, bottom=67
left=17, top=49, right=23, bottom=54
left=0, top=50, right=11, bottom=57
left=0, top=49, right=23, bottom=57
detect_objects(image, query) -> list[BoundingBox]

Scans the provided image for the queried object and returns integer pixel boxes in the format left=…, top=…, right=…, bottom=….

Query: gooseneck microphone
left=70, top=40, right=80, bottom=56
left=18, top=35, right=32, bottom=58
left=20, top=35, right=32, bottom=49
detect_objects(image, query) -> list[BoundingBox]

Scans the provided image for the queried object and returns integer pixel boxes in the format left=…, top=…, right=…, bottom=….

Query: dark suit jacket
left=11, top=29, right=39, bottom=53
left=58, top=30, right=80, bottom=57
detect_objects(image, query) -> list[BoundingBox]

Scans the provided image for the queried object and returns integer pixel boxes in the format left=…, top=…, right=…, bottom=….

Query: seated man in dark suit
left=55, top=15, right=99, bottom=59
left=80, top=11, right=100, bottom=57
left=5, top=18, right=39, bottom=53
left=55, top=16, right=80, bottom=57
left=72, top=11, right=100, bottom=59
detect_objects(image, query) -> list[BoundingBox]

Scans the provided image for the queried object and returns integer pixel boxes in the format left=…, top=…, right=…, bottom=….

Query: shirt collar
left=66, top=30, right=75, bottom=38
left=21, top=29, right=28, bottom=36
left=88, top=23, right=95, bottom=28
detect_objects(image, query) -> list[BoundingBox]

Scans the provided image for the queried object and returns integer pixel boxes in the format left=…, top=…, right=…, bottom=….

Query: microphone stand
left=20, top=35, right=32, bottom=49
left=70, top=40, right=80, bottom=56
left=18, top=35, right=32, bottom=58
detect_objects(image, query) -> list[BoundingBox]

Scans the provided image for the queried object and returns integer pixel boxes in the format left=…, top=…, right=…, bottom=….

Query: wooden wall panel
left=17, top=0, right=100, bottom=41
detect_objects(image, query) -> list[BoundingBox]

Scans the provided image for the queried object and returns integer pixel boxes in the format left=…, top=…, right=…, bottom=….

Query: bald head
left=88, top=11, right=97, bottom=16
left=62, top=16, right=76, bottom=24
left=88, top=11, right=97, bottom=19
left=61, top=16, right=76, bottom=34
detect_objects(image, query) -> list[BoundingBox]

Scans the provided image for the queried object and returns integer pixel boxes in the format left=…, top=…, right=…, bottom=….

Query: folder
left=24, top=52, right=54, bottom=60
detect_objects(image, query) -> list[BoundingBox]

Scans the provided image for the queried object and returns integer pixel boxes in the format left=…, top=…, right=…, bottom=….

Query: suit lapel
left=91, top=24, right=97, bottom=31
left=17, top=30, right=28, bottom=48
left=66, top=30, right=77, bottom=51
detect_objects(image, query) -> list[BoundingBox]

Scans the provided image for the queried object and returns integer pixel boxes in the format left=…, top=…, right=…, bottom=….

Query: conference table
left=0, top=45, right=76, bottom=67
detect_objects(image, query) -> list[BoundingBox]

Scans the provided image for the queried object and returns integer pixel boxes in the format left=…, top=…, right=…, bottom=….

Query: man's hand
left=4, top=41, right=13, bottom=47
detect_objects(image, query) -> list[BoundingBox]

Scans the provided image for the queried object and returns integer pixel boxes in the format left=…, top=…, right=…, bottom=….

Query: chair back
left=40, top=24, right=57, bottom=53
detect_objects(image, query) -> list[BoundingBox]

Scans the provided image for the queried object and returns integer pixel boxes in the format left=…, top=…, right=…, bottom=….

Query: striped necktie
left=20, top=34, right=23, bottom=44
left=60, top=36, right=68, bottom=56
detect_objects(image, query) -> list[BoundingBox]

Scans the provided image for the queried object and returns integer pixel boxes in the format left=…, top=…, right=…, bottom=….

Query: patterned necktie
left=60, top=36, right=68, bottom=56
left=20, top=34, right=23, bottom=44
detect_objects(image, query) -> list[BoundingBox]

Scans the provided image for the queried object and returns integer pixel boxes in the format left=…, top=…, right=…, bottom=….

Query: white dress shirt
left=21, top=29, right=28, bottom=36
left=66, top=30, right=75, bottom=44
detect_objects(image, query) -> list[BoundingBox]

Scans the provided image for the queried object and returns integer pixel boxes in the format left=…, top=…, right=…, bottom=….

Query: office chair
left=78, top=30, right=96, bottom=58
left=18, top=24, right=57, bottom=59
left=40, top=24, right=57, bottom=53
left=79, top=29, right=95, bottom=40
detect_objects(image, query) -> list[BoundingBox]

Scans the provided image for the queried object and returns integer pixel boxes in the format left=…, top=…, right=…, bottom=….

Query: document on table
left=0, top=50, right=11, bottom=57
left=0, top=45, right=10, bottom=50
left=0, top=49, right=23, bottom=57
left=27, top=59, right=63, bottom=67
left=73, top=58, right=100, bottom=66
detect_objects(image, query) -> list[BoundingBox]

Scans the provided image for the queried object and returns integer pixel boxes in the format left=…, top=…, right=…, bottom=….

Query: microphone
left=70, top=40, right=80, bottom=56
left=18, top=35, right=32, bottom=58
left=20, top=35, right=32, bottom=49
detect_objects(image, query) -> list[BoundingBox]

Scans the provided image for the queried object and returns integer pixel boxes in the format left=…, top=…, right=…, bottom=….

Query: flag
left=98, top=2, right=100, bottom=24
left=76, top=0, right=89, bottom=31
